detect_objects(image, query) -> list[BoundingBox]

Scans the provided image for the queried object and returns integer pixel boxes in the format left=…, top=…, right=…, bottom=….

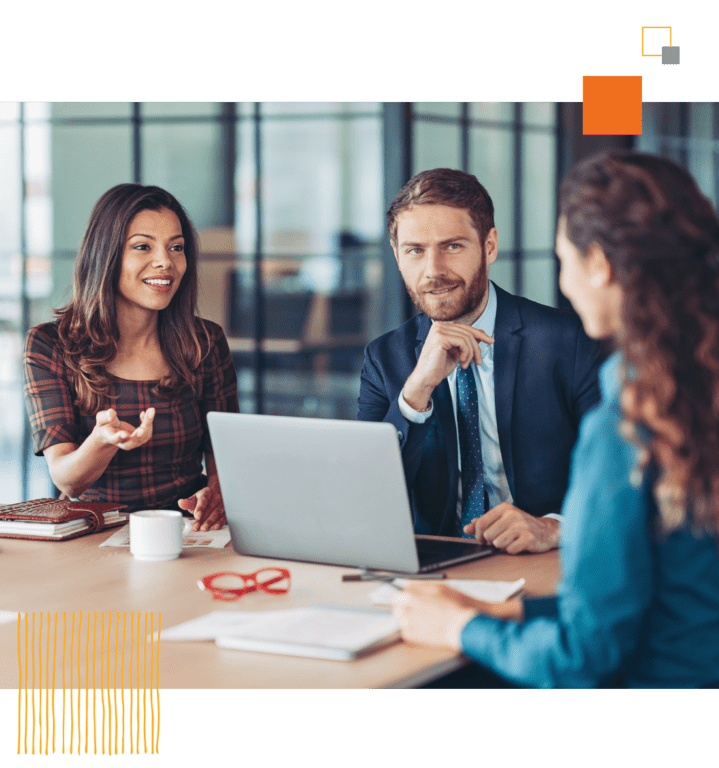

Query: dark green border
left=0, top=0, right=719, bottom=101
left=0, top=0, right=719, bottom=768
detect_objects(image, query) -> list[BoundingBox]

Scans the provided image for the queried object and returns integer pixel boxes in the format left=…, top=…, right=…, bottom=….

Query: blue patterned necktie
left=456, top=364, right=486, bottom=537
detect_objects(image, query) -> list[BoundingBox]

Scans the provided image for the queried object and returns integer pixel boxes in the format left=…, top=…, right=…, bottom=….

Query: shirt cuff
left=542, top=513, right=563, bottom=523
left=398, top=388, right=434, bottom=423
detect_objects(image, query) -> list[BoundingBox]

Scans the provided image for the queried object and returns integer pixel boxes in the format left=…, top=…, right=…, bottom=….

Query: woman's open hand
left=94, top=407, right=155, bottom=450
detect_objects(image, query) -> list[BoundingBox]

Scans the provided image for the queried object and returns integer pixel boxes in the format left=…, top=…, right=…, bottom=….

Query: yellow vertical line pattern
left=69, top=613, right=74, bottom=755
left=84, top=609, right=88, bottom=754
left=77, top=611, right=82, bottom=755
left=23, top=613, right=30, bottom=755
left=46, top=611, right=50, bottom=754
left=98, top=611, right=102, bottom=755
left=121, top=613, right=126, bottom=755
left=31, top=612, right=35, bottom=755
left=135, top=611, right=140, bottom=755
left=114, top=612, right=119, bottom=755
left=52, top=612, right=57, bottom=753
left=63, top=613, right=67, bottom=754
left=107, top=611, right=112, bottom=754
left=94, top=611, right=98, bottom=754
left=150, top=613, right=154, bottom=754
left=24, top=613, right=28, bottom=755
left=156, top=613, right=161, bottom=754
left=129, top=612, right=133, bottom=755
left=100, top=611, right=105, bottom=755
left=143, top=612, right=147, bottom=754
left=17, top=613, right=22, bottom=755
left=38, top=612, right=42, bottom=754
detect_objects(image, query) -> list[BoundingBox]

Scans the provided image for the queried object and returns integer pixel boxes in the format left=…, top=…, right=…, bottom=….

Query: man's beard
left=404, top=256, right=488, bottom=323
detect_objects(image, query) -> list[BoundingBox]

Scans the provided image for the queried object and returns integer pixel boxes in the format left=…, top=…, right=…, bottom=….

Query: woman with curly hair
left=393, top=151, right=719, bottom=687
left=23, top=184, right=239, bottom=530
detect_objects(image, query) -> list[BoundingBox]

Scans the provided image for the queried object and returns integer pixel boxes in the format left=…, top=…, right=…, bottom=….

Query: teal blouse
left=461, top=352, right=719, bottom=687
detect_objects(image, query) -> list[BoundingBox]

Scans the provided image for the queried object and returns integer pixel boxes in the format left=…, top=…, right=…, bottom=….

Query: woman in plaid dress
left=23, top=184, right=239, bottom=529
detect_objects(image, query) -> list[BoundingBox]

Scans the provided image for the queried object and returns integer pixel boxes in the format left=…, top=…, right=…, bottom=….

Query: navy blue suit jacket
left=357, top=283, right=604, bottom=536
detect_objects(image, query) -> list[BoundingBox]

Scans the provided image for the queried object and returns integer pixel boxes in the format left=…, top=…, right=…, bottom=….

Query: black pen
left=342, top=571, right=447, bottom=583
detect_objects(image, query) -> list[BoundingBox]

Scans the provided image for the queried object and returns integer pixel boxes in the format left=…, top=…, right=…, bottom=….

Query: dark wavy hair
left=55, top=184, right=211, bottom=415
left=560, top=150, right=719, bottom=536
left=387, top=168, right=495, bottom=245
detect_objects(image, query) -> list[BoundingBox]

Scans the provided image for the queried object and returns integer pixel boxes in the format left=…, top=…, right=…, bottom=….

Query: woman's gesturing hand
left=178, top=484, right=226, bottom=531
left=94, top=407, right=155, bottom=450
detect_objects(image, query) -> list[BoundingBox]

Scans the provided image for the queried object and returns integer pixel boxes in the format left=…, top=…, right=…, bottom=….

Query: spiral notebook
left=0, top=498, right=127, bottom=541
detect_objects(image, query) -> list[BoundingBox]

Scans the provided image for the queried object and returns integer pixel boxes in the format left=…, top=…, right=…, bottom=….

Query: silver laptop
left=208, top=412, right=494, bottom=573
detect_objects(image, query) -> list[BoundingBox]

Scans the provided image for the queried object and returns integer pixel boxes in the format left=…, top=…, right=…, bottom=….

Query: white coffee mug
left=129, top=510, right=191, bottom=562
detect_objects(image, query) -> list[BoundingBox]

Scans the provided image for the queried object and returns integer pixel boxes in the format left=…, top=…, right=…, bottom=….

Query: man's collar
left=472, top=280, right=497, bottom=338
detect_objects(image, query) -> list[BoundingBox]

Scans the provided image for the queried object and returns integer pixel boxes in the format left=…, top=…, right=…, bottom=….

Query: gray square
left=662, top=46, right=680, bottom=64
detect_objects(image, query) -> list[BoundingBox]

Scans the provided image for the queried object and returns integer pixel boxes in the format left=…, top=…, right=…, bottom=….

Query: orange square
left=583, top=76, right=642, bottom=135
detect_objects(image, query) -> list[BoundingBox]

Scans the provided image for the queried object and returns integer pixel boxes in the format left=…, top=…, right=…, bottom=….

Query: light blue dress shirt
left=460, top=352, right=719, bottom=687
left=399, top=282, right=560, bottom=524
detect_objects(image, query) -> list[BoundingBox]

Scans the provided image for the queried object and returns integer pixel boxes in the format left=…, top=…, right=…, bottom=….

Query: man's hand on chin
left=464, top=503, right=560, bottom=554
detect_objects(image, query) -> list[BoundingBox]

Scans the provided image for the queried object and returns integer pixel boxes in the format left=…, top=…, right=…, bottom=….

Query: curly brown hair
left=55, top=184, right=211, bottom=415
left=560, top=150, right=719, bottom=537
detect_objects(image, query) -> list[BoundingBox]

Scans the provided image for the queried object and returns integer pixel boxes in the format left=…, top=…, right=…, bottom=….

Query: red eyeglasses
left=197, top=568, right=291, bottom=602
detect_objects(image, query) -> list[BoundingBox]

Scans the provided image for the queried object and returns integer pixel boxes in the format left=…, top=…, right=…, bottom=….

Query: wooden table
left=0, top=531, right=559, bottom=689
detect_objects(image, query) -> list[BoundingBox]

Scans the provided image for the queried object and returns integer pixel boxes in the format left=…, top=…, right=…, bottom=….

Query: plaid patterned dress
left=23, top=319, right=239, bottom=512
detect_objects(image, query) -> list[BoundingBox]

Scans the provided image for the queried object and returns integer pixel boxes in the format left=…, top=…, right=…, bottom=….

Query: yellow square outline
left=642, top=26, right=672, bottom=56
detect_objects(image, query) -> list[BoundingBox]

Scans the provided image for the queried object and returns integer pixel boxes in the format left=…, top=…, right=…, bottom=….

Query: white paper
left=100, top=523, right=231, bottom=549
left=222, top=606, right=398, bottom=647
left=0, top=610, right=25, bottom=626
left=369, top=577, right=526, bottom=606
left=158, top=610, right=288, bottom=641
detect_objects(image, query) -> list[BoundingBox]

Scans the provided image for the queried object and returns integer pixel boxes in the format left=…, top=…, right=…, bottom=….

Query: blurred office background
left=1, top=102, right=718, bottom=502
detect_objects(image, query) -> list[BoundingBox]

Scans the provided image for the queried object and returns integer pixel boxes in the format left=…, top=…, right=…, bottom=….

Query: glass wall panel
left=229, top=113, right=385, bottom=419
left=688, top=103, right=715, bottom=204
left=413, top=103, right=462, bottom=118
left=25, top=122, right=54, bottom=328
left=50, top=125, right=133, bottom=252
left=24, top=103, right=50, bottom=121
left=261, top=101, right=358, bottom=117
left=0, top=102, right=20, bottom=121
left=522, top=255, right=555, bottom=307
left=50, top=124, right=133, bottom=313
left=143, top=122, right=225, bottom=230
left=262, top=119, right=343, bottom=255
left=52, top=103, right=132, bottom=119
left=143, top=103, right=222, bottom=118
left=0, top=124, right=21, bottom=256
left=469, top=127, right=514, bottom=250
left=413, top=121, right=462, bottom=172
left=523, top=103, right=555, bottom=127
left=470, top=103, right=513, bottom=122
left=489, top=258, right=514, bottom=295
left=235, top=119, right=257, bottom=255
left=0, top=120, right=23, bottom=503
left=521, top=132, right=556, bottom=251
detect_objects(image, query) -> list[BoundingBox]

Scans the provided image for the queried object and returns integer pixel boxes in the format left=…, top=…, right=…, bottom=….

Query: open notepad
left=163, top=606, right=401, bottom=661
left=216, top=605, right=401, bottom=661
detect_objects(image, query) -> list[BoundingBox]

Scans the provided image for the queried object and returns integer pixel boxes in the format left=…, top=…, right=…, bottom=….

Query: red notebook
left=0, top=498, right=127, bottom=541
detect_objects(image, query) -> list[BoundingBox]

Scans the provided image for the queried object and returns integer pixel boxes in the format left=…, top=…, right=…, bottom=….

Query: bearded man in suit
left=358, top=168, right=603, bottom=553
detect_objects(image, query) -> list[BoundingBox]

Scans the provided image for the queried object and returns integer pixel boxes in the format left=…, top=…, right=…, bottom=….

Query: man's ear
left=484, top=228, right=499, bottom=266
left=390, top=240, right=400, bottom=266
